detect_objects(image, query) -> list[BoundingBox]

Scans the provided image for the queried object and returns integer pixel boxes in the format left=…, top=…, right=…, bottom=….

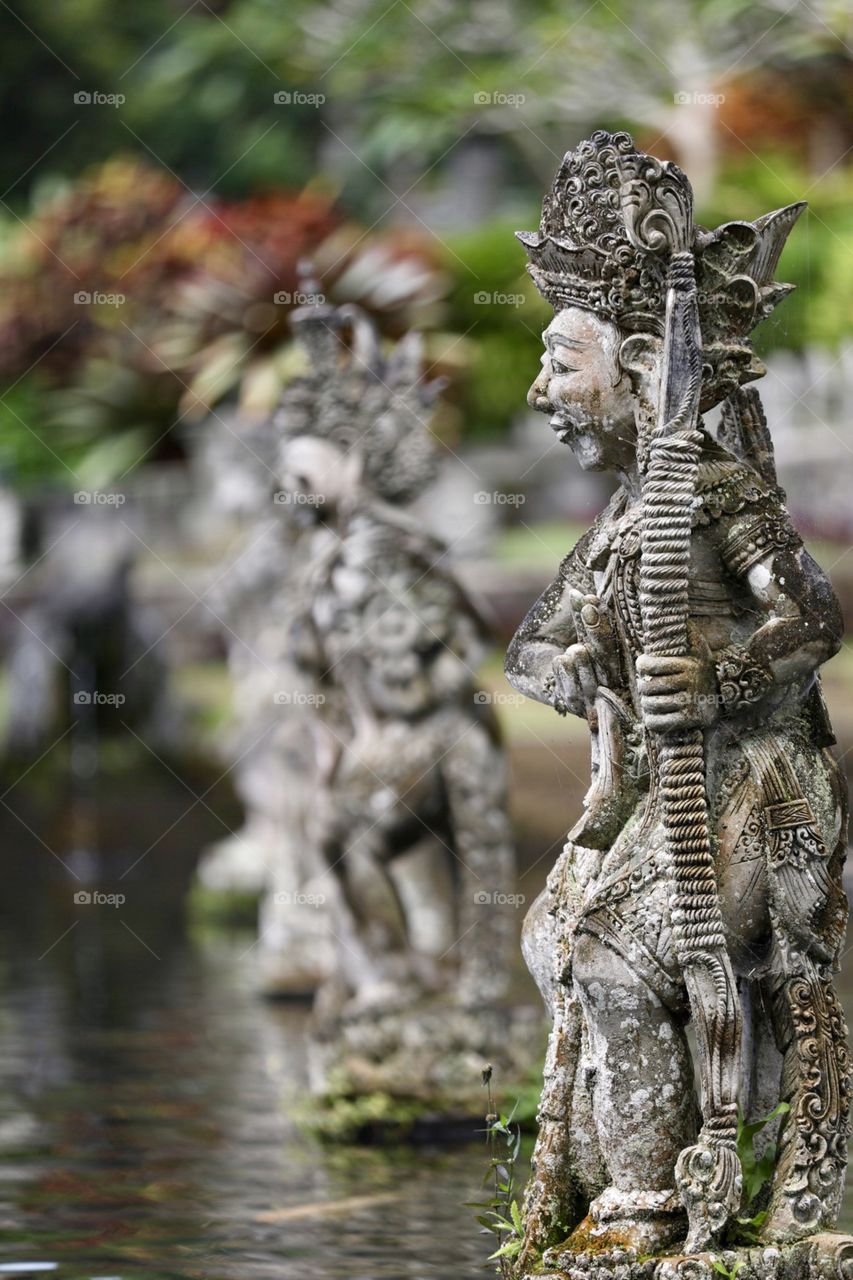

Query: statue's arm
left=733, top=539, right=842, bottom=692
left=639, top=499, right=842, bottom=732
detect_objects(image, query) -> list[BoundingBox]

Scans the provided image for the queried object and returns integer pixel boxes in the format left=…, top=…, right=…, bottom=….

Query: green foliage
left=443, top=220, right=549, bottom=437
left=720, top=1099, right=792, bottom=1249
left=74, top=0, right=844, bottom=215
left=0, top=1, right=318, bottom=199
left=0, top=378, right=59, bottom=488
left=711, top=1258, right=745, bottom=1280
left=187, top=881, right=260, bottom=930
left=1, top=0, right=851, bottom=227
left=1, top=0, right=852, bottom=487
left=0, top=157, right=447, bottom=487
left=468, top=1066, right=524, bottom=1277
left=736, top=1099, right=790, bottom=1209
left=295, top=1090, right=426, bottom=1144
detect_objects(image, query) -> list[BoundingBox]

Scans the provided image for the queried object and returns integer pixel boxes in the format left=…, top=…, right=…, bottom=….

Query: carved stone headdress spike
left=517, top=129, right=804, bottom=409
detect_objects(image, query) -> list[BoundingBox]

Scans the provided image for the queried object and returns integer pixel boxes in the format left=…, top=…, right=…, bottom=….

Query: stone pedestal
left=304, top=998, right=543, bottom=1139
left=528, top=1234, right=853, bottom=1280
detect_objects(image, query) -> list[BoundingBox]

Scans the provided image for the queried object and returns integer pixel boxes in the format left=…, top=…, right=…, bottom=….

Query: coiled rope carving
left=640, top=251, right=742, bottom=1247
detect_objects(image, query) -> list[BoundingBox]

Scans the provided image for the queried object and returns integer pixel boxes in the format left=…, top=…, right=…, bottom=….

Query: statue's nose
left=527, top=377, right=550, bottom=412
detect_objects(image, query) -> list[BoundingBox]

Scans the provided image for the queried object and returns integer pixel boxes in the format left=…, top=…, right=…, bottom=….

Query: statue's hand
left=550, top=590, right=623, bottom=721
left=569, top=590, right=620, bottom=688
left=551, top=644, right=598, bottom=718
left=637, top=643, right=717, bottom=733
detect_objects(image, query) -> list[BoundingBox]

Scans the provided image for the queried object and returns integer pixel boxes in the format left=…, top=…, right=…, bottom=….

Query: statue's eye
left=550, top=357, right=576, bottom=375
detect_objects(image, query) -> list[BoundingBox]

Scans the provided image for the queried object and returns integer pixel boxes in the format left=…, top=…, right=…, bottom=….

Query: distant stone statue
left=190, top=408, right=333, bottom=996
left=277, top=290, right=525, bottom=1103
left=504, top=130, right=851, bottom=1277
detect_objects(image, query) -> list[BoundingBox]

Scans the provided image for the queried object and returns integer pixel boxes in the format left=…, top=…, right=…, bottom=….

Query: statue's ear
left=618, top=333, right=660, bottom=390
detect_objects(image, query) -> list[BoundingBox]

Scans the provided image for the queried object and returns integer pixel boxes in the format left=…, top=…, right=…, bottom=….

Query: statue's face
left=279, top=436, right=357, bottom=525
left=527, top=307, right=637, bottom=472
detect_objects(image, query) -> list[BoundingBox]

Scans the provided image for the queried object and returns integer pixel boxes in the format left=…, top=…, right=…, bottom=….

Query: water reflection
left=0, top=921, right=496, bottom=1279
left=0, top=809, right=851, bottom=1276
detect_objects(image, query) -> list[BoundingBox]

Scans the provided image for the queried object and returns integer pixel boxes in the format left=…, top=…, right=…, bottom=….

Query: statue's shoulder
left=692, top=442, right=801, bottom=574
left=692, top=448, right=778, bottom=526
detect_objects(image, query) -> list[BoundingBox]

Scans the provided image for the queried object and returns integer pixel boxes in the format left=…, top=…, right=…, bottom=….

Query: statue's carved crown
left=518, top=130, right=674, bottom=331
left=518, top=129, right=805, bottom=405
left=274, top=280, right=441, bottom=503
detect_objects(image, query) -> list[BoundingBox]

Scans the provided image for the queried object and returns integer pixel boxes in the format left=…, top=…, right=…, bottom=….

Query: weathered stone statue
left=277, top=291, right=529, bottom=1108
left=505, top=130, right=851, bottom=1277
left=190, top=408, right=333, bottom=996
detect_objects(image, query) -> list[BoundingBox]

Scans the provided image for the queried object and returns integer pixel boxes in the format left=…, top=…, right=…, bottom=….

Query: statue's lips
left=549, top=414, right=575, bottom=443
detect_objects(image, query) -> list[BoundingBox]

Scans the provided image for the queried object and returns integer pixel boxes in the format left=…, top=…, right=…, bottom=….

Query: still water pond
left=1, top=855, right=852, bottom=1279
left=0, top=929, right=494, bottom=1280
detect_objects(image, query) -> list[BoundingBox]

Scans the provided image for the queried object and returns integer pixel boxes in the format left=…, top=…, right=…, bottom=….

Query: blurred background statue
left=190, top=408, right=334, bottom=996
left=276, top=289, right=530, bottom=1109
